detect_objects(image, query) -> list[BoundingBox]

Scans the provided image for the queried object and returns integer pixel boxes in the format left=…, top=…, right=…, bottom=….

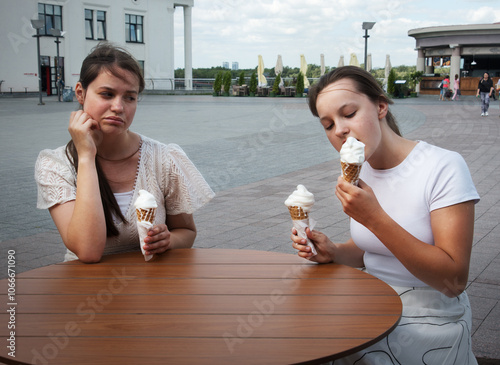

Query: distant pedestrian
left=451, top=74, right=460, bottom=101
left=476, top=72, right=494, bottom=116
left=438, top=75, right=450, bottom=101
left=497, top=78, right=500, bottom=117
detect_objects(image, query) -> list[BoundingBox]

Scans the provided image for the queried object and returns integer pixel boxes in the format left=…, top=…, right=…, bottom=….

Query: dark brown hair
left=66, top=42, right=144, bottom=236
left=308, top=66, right=401, bottom=136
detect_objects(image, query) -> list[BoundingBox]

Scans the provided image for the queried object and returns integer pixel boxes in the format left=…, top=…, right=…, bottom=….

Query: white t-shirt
left=351, top=141, right=479, bottom=287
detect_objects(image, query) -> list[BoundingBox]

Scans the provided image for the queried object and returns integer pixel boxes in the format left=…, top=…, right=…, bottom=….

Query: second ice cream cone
left=288, top=206, right=308, bottom=221
left=341, top=162, right=362, bottom=185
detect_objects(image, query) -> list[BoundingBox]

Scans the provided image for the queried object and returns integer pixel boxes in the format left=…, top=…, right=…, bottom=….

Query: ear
left=377, top=99, right=389, bottom=120
left=75, top=82, right=85, bottom=105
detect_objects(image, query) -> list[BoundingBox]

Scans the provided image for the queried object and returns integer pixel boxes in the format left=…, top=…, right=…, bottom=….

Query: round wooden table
left=0, top=248, right=402, bottom=364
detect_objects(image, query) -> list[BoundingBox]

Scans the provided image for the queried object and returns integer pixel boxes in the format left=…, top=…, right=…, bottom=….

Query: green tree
left=249, top=72, right=257, bottom=95
left=272, top=73, right=281, bottom=94
left=238, top=71, right=245, bottom=86
left=296, top=71, right=304, bottom=96
left=223, top=71, right=232, bottom=95
left=387, top=68, right=397, bottom=96
left=213, top=71, right=223, bottom=95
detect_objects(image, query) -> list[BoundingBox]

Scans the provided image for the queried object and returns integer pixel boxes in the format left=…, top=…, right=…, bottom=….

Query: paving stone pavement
left=0, top=93, right=499, bottom=362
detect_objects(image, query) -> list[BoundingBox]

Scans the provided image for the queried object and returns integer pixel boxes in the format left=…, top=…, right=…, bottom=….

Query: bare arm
left=142, top=213, right=197, bottom=255
left=49, top=156, right=107, bottom=263
left=337, top=177, right=474, bottom=297
left=49, top=111, right=107, bottom=263
left=291, top=229, right=365, bottom=267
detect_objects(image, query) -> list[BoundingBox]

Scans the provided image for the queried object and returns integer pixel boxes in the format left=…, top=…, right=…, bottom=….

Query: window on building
left=85, top=9, right=93, bottom=39
left=96, top=11, right=106, bottom=40
left=137, top=60, right=145, bottom=77
left=85, top=9, right=107, bottom=41
left=125, top=14, right=143, bottom=43
left=38, top=3, right=63, bottom=35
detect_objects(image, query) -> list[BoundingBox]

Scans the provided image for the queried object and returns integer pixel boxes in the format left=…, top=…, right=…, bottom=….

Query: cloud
left=468, top=6, right=500, bottom=23
left=172, top=0, right=500, bottom=70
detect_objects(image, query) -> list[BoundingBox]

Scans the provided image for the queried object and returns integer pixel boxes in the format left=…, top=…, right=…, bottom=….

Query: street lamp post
left=31, top=19, right=45, bottom=105
left=50, top=28, right=66, bottom=102
left=362, top=22, right=376, bottom=71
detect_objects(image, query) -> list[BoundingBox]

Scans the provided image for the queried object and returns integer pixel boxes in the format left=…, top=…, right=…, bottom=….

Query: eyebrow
left=97, top=86, right=138, bottom=94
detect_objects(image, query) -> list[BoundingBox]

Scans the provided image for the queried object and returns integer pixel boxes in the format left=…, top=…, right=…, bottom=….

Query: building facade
left=408, top=23, right=500, bottom=95
left=0, top=0, right=193, bottom=95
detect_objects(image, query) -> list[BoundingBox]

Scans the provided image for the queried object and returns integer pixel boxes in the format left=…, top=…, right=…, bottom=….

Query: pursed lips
left=103, top=116, right=124, bottom=124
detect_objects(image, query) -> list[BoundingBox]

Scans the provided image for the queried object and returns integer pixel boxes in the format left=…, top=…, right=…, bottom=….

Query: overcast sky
left=173, top=0, right=500, bottom=70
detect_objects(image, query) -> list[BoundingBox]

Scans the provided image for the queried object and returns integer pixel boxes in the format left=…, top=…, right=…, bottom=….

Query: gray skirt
left=334, top=285, right=477, bottom=365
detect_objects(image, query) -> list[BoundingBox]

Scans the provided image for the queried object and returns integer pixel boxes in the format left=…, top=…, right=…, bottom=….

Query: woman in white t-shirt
left=35, top=43, right=214, bottom=263
left=291, top=66, right=479, bottom=364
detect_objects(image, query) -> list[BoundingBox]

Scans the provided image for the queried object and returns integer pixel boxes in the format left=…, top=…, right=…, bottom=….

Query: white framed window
left=38, top=3, right=63, bottom=35
left=125, top=14, right=143, bottom=43
left=85, top=9, right=107, bottom=40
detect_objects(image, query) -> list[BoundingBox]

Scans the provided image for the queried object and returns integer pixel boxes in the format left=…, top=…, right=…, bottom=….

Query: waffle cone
left=341, top=161, right=362, bottom=185
left=136, top=208, right=156, bottom=224
left=288, top=206, right=308, bottom=221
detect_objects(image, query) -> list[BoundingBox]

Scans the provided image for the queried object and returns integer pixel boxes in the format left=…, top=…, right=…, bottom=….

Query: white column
left=450, top=46, right=461, bottom=91
left=416, top=49, right=425, bottom=72
left=166, top=6, right=175, bottom=90
left=416, top=49, right=425, bottom=93
left=183, top=6, right=193, bottom=90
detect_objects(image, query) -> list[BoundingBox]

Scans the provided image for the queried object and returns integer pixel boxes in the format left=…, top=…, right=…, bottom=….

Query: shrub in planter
left=249, top=72, right=257, bottom=96
left=213, top=71, right=223, bottom=96
left=272, top=73, right=281, bottom=96
left=409, top=71, right=423, bottom=95
left=387, top=68, right=396, bottom=97
left=296, top=71, right=304, bottom=96
left=223, top=71, right=232, bottom=96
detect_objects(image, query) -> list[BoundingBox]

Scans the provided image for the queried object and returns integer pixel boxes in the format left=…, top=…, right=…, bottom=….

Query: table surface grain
left=0, top=248, right=402, bottom=365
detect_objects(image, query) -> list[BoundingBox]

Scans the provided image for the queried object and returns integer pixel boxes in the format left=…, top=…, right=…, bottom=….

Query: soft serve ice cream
left=285, top=185, right=317, bottom=256
left=134, top=190, right=158, bottom=261
left=285, top=184, right=315, bottom=215
left=339, top=137, right=365, bottom=185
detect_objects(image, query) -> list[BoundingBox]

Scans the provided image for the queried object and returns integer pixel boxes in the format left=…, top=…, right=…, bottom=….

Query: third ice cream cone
left=340, top=137, right=365, bottom=185
left=341, top=162, right=362, bottom=185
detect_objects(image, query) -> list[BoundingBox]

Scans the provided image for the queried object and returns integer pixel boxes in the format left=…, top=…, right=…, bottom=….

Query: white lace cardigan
left=35, top=135, right=215, bottom=261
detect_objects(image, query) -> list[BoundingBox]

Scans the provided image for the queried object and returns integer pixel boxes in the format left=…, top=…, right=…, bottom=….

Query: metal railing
left=144, top=77, right=320, bottom=91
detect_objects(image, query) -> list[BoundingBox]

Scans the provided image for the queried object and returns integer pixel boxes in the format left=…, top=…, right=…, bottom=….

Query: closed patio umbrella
left=320, top=53, right=325, bottom=76
left=300, top=54, right=310, bottom=89
left=275, top=54, right=284, bottom=87
left=349, top=53, right=360, bottom=67
left=275, top=54, right=283, bottom=75
left=384, top=54, right=392, bottom=91
left=338, top=55, right=344, bottom=68
left=258, top=55, right=267, bottom=87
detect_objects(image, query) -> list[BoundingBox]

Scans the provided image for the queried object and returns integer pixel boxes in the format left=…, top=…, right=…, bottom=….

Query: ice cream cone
left=288, top=205, right=308, bottom=221
left=136, top=208, right=156, bottom=224
left=284, top=186, right=316, bottom=257
left=341, top=161, right=362, bottom=185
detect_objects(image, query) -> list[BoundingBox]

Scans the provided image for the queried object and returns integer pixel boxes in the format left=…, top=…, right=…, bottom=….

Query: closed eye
left=324, top=123, right=334, bottom=131
left=346, top=111, right=356, bottom=118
